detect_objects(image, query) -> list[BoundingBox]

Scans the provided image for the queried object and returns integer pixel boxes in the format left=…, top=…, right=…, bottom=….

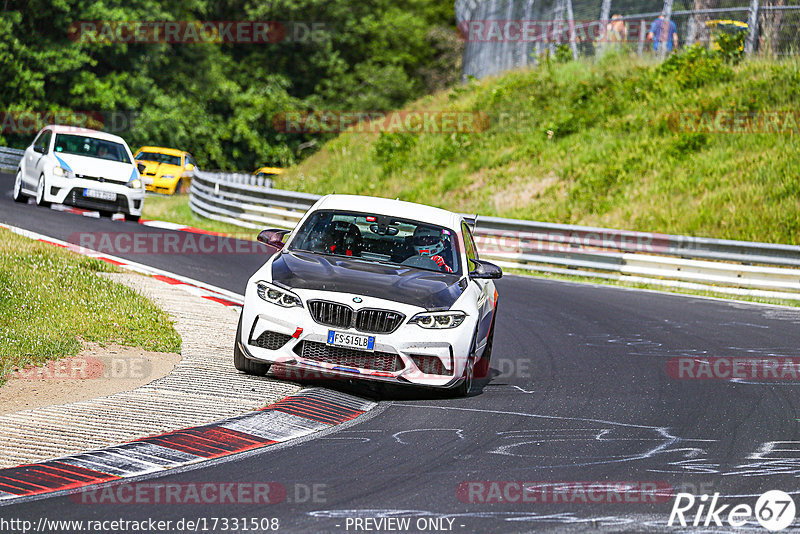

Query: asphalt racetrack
left=3, top=171, right=800, bottom=532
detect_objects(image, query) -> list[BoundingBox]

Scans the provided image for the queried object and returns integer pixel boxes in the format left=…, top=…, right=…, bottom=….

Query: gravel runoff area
left=0, top=272, right=300, bottom=469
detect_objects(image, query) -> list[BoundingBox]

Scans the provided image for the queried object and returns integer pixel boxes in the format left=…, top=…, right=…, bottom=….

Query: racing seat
left=329, top=222, right=363, bottom=257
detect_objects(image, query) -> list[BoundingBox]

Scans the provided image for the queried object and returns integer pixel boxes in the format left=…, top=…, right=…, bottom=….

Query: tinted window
left=34, top=130, right=51, bottom=153
left=54, top=134, right=131, bottom=163
left=290, top=210, right=461, bottom=274
left=135, top=151, right=181, bottom=166
left=462, top=222, right=479, bottom=267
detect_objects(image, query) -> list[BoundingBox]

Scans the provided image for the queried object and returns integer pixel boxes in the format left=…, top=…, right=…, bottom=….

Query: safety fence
left=189, top=171, right=800, bottom=300
left=0, top=147, right=23, bottom=172
left=456, top=0, right=800, bottom=80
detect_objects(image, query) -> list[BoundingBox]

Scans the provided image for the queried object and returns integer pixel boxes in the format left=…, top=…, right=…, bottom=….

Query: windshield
left=54, top=134, right=131, bottom=164
left=289, top=210, right=461, bottom=274
left=136, top=151, right=182, bottom=166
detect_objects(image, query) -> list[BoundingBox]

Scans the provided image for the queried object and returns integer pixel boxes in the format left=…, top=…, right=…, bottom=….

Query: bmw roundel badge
left=353, top=297, right=363, bottom=303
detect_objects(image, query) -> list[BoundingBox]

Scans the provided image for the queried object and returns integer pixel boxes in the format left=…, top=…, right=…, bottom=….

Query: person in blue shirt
left=647, top=14, right=678, bottom=52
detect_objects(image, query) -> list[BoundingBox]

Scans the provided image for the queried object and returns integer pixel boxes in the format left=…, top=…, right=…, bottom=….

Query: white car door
left=24, top=129, right=51, bottom=188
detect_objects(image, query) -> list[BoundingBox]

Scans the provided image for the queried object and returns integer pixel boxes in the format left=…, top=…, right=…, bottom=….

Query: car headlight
left=127, top=178, right=142, bottom=189
left=256, top=281, right=302, bottom=308
left=52, top=166, right=72, bottom=178
left=408, top=311, right=466, bottom=329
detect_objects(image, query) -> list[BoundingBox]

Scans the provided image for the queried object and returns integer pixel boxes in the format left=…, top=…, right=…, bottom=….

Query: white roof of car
left=313, top=194, right=463, bottom=229
left=44, top=124, right=129, bottom=145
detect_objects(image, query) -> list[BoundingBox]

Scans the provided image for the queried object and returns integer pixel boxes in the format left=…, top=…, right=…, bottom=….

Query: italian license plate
left=327, top=330, right=375, bottom=352
left=83, top=189, right=116, bottom=201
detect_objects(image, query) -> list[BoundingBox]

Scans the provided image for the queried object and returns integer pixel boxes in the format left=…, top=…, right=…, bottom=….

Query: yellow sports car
left=134, top=146, right=198, bottom=195
left=705, top=20, right=748, bottom=52
left=254, top=166, right=283, bottom=183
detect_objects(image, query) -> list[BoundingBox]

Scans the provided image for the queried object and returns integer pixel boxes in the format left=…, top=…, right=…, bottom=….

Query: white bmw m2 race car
left=12, top=125, right=145, bottom=221
left=235, top=194, right=501, bottom=395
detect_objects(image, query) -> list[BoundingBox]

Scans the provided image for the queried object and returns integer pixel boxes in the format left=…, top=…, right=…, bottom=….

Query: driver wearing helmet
left=413, top=226, right=453, bottom=273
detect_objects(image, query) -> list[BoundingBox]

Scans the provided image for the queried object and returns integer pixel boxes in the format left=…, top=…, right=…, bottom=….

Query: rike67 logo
left=669, top=490, right=796, bottom=531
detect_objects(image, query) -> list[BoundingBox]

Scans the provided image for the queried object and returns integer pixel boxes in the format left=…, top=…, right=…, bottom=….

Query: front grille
left=75, top=174, right=124, bottom=184
left=309, top=301, right=353, bottom=329
left=410, top=354, right=448, bottom=375
left=309, top=300, right=405, bottom=334
left=355, top=309, right=405, bottom=334
left=251, top=330, right=292, bottom=350
left=294, top=341, right=403, bottom=372
left=65, top=188, right=127, bottom=212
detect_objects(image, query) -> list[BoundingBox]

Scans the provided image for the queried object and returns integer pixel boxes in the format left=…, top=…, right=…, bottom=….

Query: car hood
left=55, top=153, right=133, bottom=183
left=271, top=251, right=464, bottom=310
left=138, top=160, right=182, bottom=178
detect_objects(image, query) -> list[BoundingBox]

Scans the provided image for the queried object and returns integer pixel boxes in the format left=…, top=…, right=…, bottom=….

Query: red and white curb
left=0, top=388, right=376, bottom=502
left=0, top=222, right=243, bottom=308
left=49, top=203, right=226, bottom=236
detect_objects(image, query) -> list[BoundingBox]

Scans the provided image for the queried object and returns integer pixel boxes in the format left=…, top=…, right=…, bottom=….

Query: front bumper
left=143, top=175, right=183, bottom=194
left=45, top=176, right=144, bottom=215
left=239, top=292, right=475, bottom=388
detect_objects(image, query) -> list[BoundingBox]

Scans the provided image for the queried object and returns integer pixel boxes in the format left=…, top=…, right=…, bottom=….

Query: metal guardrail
left=0, top=147, right=24, bottom=172
left=199, top=171, right=274, bottom=189
left=189, top=171, right=800, bottom=299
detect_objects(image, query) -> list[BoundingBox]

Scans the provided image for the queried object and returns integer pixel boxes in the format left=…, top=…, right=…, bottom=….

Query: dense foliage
left=0, top=0, right=459, bottom=170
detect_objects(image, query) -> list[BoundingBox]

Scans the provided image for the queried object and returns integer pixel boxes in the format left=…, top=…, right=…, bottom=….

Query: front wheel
left=35, top=174, right=51, bottom=208
left=124, top=213, right=141, bottom=223
left=453, top=355, right=474, bottom=397
left=474, top=307, right=498, bottom=379
left=12, top=169, right=26, bottom=203
left=233, top=316, right=271, bottom=375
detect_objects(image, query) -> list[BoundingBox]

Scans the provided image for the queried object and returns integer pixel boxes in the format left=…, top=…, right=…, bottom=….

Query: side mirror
left=257, top=228, right=290, bottom=250
left=33, top=145, right=46, bottom=154
left=184, top=163, right=195, bottom=171
left=137, top=162, right=146, bottom=174
left=469, top=258, right=503, bottom=279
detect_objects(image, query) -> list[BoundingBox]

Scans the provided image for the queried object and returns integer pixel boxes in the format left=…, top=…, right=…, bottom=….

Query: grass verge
left=277, top=52, right=800, bottom=245
left=0, top=227, right=182, bottom=386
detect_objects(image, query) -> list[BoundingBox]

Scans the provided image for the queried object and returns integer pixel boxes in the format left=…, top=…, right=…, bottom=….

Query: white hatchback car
left=12, top=125, right=145, bottom=221
left=235, top=194, right=502, bottom=395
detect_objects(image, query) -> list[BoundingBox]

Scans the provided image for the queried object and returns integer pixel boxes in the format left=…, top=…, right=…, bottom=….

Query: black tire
left=12, top=169, right=26, bottom=203
left=99, top=210, right=115, bottom=218
left=233, top=316, right=271, bottom=375
left=452, top=328, right=478, bottom=397
left=474, top=312, right=496, bottom=380
left=125, top=213, right=141, bottom=223
left=174, top=179, right=186, bottom=195
left=35, top=174, right=51, bottom=208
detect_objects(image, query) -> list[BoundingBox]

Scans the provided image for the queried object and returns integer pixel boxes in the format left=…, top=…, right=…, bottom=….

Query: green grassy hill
left=278, top=50, right=800, bottom=244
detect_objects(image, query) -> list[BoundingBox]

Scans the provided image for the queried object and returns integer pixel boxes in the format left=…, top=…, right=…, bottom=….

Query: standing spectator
left=601, top=14, right=628, bottom=54
left=647, top=13, right=678, bottom=53
left=607, top=14, right=628, bottom=44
